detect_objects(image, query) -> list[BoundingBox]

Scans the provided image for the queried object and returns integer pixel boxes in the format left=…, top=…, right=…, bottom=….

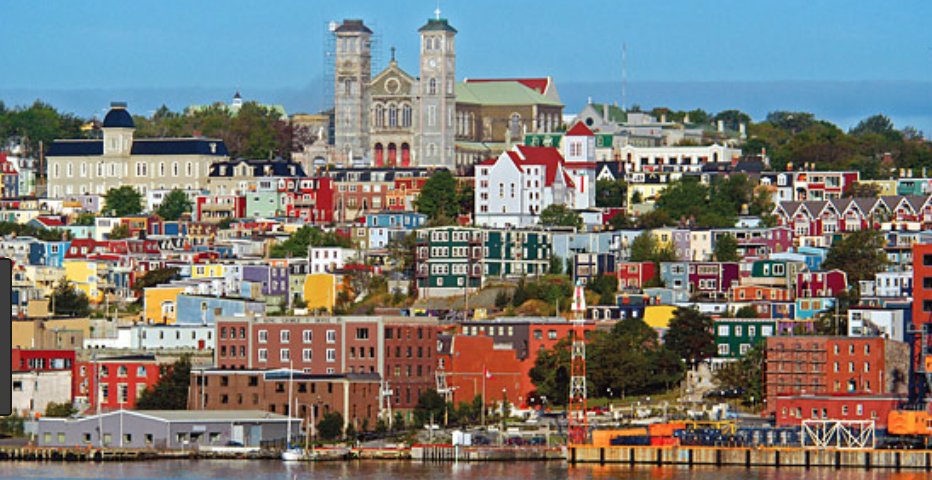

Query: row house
left=859, top=271, right=912, bottom=298
left=616, top=261, right=656, bottom=290
left=618, top=143, right=742, bottom=174
left=659, top=261, right=740, bottom=300
left=320, top=167, right=434, bottom=222
left=796, top=269, right=847, bottom=298
left=414, top=226, right=551, bottom=298
left=386, top=177, right=428, bottom=211
left=281, top=177, right=336, bottom=225
left=206, top=158, right=307, bottom=197
left=713, top=318, right=776, bottom=362
left=744, top=259, right=806, bottom=291
left=194, top=195, right=247, bottom=224
left=573, top=253, right=615, bottom=284
left=712, top=226, right=794, bottom=261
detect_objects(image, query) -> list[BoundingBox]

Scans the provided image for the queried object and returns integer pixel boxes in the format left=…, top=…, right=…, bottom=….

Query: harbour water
left=0, top=461, right=928, bottom=480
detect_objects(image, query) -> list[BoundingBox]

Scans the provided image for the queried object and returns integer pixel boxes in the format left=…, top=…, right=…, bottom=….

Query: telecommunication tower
left=568, top=280, right=588, bottom=444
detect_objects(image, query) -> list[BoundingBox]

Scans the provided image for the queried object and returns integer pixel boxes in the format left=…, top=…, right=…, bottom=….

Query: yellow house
left=62, top=260, right=104, bottom=304
left=191, top=263, right=225, bottom=279
left=644, top=305, right=677, bottom=330
left=861, top=179, right=896, bottom=196
left=303, top=274, right=336, bottom=312
left=143, top=285, right=187, bottom=324
left=650, top=228, right=676, bottom=248
left=13, top=317, right=92, bottom=349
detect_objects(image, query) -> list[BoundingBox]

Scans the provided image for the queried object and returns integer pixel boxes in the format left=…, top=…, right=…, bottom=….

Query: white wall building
left=308, top=247, right=357, bottom=274
left=619, top=143, right=742, bottom=173
left=848, top=307, right=905, bottom=342
left=11, top=370, right=73, bottom=416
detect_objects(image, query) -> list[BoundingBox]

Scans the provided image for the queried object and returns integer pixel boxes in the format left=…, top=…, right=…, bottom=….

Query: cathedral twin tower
left=333, top=17, right=457, bottom=169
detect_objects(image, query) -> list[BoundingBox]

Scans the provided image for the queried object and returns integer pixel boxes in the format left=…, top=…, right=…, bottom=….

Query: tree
left=528, top=338, right=572, bottom=405
left=713, top=233, right=740, bottom=262
left=108, top=224, right=131, bottom=240
left=843, top=182, right=882, bottom=198
left=629, top=231, right=676, bottom=263
left=51, top=279, right=90, bottom=317
left=548, top=256, right=564, bottom=275
left=850, top=114, right=902, bottom=142
left=588, top=274, right=618, bottom=305
left=317, top=412, right=345, bottom=441
left=734, top=305, right=759, bottom=318
left=714, top=343, right=764, bottom=407
left=44, top=401, right=77, bottom=418
left=413, top=389, right=446, bottom=427
left=157, top=189, right=192, bottom=221
left=269, top=226, right=352, bottom=258
left=415, top=169, right=459, bottom=222
left=823, top=230, right=888, bottom=286
left=132, top=267, right=180, bottom=294
left=103, top=186, right=143, bottom=217
left=73, top=213, right=96, bottom=226
left=539, top=204, right=582, bottom=229
left=136, top=356, right=191, bottom=410
left=596, top=179, right=626, bottom=208
left=664, top=307, right=715, bottom=367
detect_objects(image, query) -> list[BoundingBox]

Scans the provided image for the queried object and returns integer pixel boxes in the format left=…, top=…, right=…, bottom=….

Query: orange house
left=731, top=284, right=792, bottom=302
left=438, top=335, right=531, bottom=409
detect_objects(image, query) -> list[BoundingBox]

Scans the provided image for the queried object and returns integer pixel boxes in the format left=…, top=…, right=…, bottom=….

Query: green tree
left=51, top=279, right=90, bottom=317
left=539, top=204, right=582, bottom=229
left=104, top=186, right=143, bottom=217
left=712, top=110, right=751, bottom=131
left=588, top=274, right=618, bottom=305
left=663, top=307, right=715, bottom=367
left=596, top=179, right=627, bottom=208
left=136, top=355, right=192, bottom=410
left=415, top=169, right=459, bottom=222
left=714, top=343, right=764, bottom=408
left=843, top=182, right=882, bottom=198
left=157, top=189, right=192, bottom=221
left=413, top=389, right=446, bottom=427
left=132, top=267, right=180, bottom=294
left=734, top=305, right=759, bottom=318
left=713, top=233, right=740, bottom=262
left=528, top=338, right=572, bottom=405
left=822, top=230, right=888, bottom=286
left=0, top=100, right=85, bottom=158
left=629, top=231, right=676, bottom=263
left=107, top=224, right=131, bottom=240
left=44, top=401, right=77, bottom=418
left=317, top=412, right=345, bottom=441
left=549, top=256, right=564, bottom=275
left=850, top=114, right=902, bottom=142
left=269, top=226, right=352, bottom=258
left=73, top=213, right=97, bottom=226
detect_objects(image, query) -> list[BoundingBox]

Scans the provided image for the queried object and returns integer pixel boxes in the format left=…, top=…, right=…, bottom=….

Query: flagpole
left=481, top=364, right=486, bottom=428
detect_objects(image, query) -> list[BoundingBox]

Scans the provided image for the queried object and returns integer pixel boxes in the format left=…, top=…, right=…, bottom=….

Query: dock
left=569, top=445, right=932, bottom=470
left=0, top=446, right=191, bottom=462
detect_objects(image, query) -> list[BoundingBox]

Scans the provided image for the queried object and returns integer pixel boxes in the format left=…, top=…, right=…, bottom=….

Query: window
left=258, top=330, right=268, bottom=343
left=356, top=328, right=369, bottom=340
left=302, top=349, right=312, bottom=362
left=718, top=344, right=730, bottom=355
left=326, top=349, right=336, bottom=362
left=280, top=349, right=290, bottom=361
left=136, top=366, right=146, bottom=377
left=718, top=325, right=729, bottom=336
left=280, top=330, right=290, bottom=343
left=258, top=349, right=268, bottom=362
left=326, top=330, right=336, bottom=343
left=118, top=366, right=128, bottom=377
left=548, top=330, right=557, bottom=340
left=303, top=330, right=313, bottom=343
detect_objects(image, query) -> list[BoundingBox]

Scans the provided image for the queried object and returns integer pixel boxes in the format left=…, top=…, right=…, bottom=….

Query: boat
left=281, top=447, right=319, bottom=461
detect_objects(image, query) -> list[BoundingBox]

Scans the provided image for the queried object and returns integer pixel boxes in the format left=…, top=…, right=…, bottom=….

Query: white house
left=619, top=143, right=742, bottom=173
left=11, top=370, right=73, bottom=416
left=308, top=247, right=356, bottom=274
left=474, top=123, right=596, bottom=228
left=848, top=307, right=905, bottom=342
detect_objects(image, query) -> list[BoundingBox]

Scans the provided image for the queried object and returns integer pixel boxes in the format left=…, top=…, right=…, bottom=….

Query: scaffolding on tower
left=568, top=280, right=588, bottom=445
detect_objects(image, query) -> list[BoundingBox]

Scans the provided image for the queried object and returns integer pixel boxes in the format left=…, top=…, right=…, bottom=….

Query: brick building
left=188, top=369, right=380, bottom=432
left=911, top=243, right=932, bottom=401
left=772, top=394, right=903, bottom=428
left=764, top=336, right=910, bottom=416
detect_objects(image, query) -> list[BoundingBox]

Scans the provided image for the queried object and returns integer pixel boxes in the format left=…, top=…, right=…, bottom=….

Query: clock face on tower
left=428, top=58, right=437, bottom=68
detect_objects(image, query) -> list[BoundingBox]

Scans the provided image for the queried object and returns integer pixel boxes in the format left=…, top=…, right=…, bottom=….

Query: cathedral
left=332, top=15, right=457, bottom=169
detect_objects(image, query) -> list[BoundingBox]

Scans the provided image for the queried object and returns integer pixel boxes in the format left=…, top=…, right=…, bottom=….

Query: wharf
left=0, top=446, right=191, bottom=462
left=412, top=444, right=563, bottom=461
left=569, top=445, right=932, bottom=470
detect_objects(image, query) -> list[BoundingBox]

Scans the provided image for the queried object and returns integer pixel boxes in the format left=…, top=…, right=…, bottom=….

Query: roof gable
left=565, top=122, right=595, bottom=137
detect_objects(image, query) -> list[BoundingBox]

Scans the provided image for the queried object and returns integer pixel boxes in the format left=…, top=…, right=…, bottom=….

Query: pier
left=569, top=445, right=932, bottom=470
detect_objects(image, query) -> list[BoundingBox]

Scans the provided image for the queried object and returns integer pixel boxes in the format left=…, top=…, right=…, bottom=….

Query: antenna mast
left=567, top=280, right=588, bottom=445
left=621, top=43, right=628, bottom=112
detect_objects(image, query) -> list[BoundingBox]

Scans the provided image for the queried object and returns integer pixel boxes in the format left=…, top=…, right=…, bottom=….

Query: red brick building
left=911, top=243, right=932, bottom=400
left=764, top=336, right=910, bottom=417
left=12, top=348, right=75, bottom=373
left=772, top=394, right=902, bottom=428
left=188, top=369, right=380, bottom=432
left=74, top=355, right=162, bottom=411
left=214, top=315, right=443, bottom=412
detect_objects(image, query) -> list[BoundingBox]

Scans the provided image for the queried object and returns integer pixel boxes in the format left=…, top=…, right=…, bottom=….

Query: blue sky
left=1, top=1, right=931, bottom=130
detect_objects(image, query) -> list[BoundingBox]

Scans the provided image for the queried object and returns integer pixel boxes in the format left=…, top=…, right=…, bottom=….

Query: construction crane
left=568, top=280, right=589, bottom=445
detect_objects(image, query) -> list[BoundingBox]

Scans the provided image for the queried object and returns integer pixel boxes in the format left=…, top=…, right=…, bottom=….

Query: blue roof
left=102, top=107, right=135, bottom=129
left=209, top=158, right=306, bottom=177
left=46, top=139, right=229, bottom=157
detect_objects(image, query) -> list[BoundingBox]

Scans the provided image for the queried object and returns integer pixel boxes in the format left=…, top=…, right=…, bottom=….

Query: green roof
left=590, top=103, right=628, bottom=123
left=419, top=18, right=457, bottom=33
left=455, top=82, right=563, bottom=107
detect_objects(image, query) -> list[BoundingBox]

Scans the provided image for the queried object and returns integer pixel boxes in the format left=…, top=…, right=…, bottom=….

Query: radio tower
left=568, top=280, right=589, bottom=445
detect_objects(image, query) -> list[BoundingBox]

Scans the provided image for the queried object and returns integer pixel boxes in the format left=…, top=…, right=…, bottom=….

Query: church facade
left=332, top=17, right=457, bottom=170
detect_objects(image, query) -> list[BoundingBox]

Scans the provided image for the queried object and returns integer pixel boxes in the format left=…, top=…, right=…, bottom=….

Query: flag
left=484, top=367, right=493, bottom=379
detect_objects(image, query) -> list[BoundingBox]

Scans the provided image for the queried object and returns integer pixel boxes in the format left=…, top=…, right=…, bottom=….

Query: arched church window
left=402, top=104, right=412, bottom=128
left=388, top=104, right=398, bottom=128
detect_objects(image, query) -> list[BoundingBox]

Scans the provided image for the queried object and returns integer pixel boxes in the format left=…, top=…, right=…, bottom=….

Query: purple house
left=242, top=264, right=290, bottom=297
left=687, top=262, right=740, bottom=300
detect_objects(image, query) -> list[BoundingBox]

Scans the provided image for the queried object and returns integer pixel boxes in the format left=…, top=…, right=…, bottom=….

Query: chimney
left=660, top=113, right=667, bottom=124
left=739, top=123, right=746, bottom=137
left=684, top=113, right=690, bottom=124
left=602, top=104, right=609, bottom=122
left=717, top=120, right=724, bottom=133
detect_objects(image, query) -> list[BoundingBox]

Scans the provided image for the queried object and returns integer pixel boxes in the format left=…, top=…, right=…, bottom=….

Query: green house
left=713, top=318, right=776, bottom=361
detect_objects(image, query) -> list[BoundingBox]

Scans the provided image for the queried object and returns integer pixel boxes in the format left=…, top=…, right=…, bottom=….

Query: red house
left=74, top=355, right=162, bottom=411
left=283, top=177, right=335, bottom=225
left=616, top=262, right=656, bottom=290
left=796, top=269, right=847, bottom=298
left=12, top=348, right=75, bottom=373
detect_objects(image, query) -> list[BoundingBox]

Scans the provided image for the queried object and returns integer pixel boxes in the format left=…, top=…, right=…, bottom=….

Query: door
left=231, top=425, right=244, bottom=446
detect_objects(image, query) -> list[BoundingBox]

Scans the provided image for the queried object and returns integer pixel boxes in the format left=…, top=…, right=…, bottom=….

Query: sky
left=2, top=0, right=931, bottom=130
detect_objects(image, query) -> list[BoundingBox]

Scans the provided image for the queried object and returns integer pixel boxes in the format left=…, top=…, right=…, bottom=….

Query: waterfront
left=1, top=461, right=931, bottom=480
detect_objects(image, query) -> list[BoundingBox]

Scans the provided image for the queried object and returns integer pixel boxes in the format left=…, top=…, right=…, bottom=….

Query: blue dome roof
left=103, top=105, right=135, bottom=129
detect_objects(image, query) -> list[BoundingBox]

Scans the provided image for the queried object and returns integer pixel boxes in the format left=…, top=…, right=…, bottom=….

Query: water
left=0, top=461, right=925, bottom=480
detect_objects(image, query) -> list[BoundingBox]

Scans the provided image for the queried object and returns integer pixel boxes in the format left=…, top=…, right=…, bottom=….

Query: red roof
left=565, top=122, right=595, bottom=137
left=465, top=77, right=550, bottom=95
left=514, top=145, right=565, bottom=186
left=34, top=216, right=65, bottom=227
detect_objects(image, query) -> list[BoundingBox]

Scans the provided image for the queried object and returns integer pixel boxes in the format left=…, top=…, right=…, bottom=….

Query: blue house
left=175, top=294, right=266, bottom=325
left=28, top=240, right=70, bottom=267
left=795, top=297, right=835, bottom=321
left=365, top=212, right=426, bottom=229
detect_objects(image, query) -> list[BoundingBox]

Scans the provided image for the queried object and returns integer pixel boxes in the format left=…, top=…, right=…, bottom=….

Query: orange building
left=912, top=243, right=932, bottom=401
left=731, top=284, right=792, bottom=302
